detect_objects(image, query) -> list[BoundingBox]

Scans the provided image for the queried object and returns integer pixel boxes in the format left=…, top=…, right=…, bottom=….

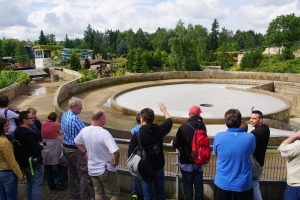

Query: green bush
left=78, top=69, right=95, bottom=83
left=0, top=71, right=31, bottom=89
left=280, top=48, right=295, bottom=61
left=201, top=61, right=220, bottom=66
left=240, top=50, right=263, bottom=69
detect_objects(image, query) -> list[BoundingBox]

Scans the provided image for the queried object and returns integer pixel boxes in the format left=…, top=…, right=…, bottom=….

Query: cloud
left=62, top=12, right=73, bottom=24
left=44, top=12, right=60, bottom=26
left=0, top=4, right=36, bottom=28
left=0, top=0, right=300, bottom=41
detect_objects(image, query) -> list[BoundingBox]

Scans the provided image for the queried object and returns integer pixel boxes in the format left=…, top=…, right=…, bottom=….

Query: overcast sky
left=0, top=0, right=299, bottom=42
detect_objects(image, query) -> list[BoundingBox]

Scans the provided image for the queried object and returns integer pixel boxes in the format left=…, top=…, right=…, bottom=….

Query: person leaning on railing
left=278, top=131, right=300, bottom=200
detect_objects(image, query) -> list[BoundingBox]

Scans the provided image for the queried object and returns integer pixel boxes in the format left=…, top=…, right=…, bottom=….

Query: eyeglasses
left=26, top=117, right=33, bottom=120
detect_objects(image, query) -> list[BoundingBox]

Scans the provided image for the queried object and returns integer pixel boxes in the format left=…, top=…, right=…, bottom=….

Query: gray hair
left=68, top=97, right=82, bottom=109
left=27, top=107, right=37, bottom=114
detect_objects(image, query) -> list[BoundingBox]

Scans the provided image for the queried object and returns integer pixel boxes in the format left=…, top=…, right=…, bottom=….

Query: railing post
left=176, top=148, right=179, bottom=199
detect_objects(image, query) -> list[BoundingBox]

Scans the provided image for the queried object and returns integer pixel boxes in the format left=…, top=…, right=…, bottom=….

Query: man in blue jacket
left=213, top=109, right=255, bottom=200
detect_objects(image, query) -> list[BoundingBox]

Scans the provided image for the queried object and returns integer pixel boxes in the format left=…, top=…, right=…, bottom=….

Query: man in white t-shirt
left=0, top=95, right=19, bottom=140
left=75, top=110, right=120, bottom=200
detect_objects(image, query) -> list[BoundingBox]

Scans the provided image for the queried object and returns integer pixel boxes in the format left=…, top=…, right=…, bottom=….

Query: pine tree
left=209, top=19, right=220, bottom=52
left=64, top=34, right=71, bottom=48
left=38, top=30, right=47, bottom=45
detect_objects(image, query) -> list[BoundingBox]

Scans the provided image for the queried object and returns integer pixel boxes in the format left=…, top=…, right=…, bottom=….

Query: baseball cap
left=189, top=106, right=202, bottom=115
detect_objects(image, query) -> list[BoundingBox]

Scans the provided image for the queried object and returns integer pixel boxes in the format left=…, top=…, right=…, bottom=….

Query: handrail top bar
left=114, top=138, right=279, bottom=149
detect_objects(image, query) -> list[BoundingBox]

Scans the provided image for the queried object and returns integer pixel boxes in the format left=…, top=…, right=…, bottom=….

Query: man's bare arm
left=107, top=150, right=120, bottom=167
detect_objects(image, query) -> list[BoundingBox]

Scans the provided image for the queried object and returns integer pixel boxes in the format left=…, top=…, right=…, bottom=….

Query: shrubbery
left=201, top=61, right=220, bottom=66
left=78, top=69, right=95, bottom=83
left=240, top=50, right=263, bottom=69
left=0, top=71, right=31, bottom=89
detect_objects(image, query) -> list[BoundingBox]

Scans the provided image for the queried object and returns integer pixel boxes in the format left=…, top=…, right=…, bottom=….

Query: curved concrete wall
left=53, top=68, right=82, bottom=119
left=0, top=82, right=28, bottom=101
left=54, top=71, right=300, bottom=124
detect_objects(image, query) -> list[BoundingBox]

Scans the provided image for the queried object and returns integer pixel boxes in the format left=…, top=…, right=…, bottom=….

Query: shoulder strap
left=186, top=123, right=196, bottom=131
left=4, top=109, right=8, bottom=118
left=136, top=131, right=142, bottom=146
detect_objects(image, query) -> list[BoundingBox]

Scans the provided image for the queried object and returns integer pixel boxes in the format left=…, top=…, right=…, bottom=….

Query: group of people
left=0, top=95, right=67, bottom=200
left=0, top=92, right=298, bottom=200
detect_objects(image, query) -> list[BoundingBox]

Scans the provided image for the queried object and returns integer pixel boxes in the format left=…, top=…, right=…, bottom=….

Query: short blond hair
left=240, top=120, right=248, bottom=132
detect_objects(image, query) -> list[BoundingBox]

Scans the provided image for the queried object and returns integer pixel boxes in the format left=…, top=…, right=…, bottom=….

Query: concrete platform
left=115, top=83, right=287, bottom=119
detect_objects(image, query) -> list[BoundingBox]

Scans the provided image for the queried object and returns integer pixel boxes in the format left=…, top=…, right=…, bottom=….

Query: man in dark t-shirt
left=250, top=110, right=270, bottom=200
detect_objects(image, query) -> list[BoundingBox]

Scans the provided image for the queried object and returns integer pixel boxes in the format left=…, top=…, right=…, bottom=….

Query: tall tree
left=266, top=13, right=300, bottom=45
left=117, top=39, right=129, bottom=57
left=169, top=20, right=200, bottom=71
left=218, top=27, right=233, bottom=47
left=38, top=30, right=47, bottom=45
left=64, top=34, right=71, bottom=48
left=84, top=24, right=94, bottom=49
left=15, top=40, right=27, bottom=62
left=70, top=50, right=81, bottom=71
left=244, top=31, right=256, bottom=49
left=208, top=19, right=220, bottom=52
left=46, top=34, right=56, bottom=45
left=125, top=29, right=136, bottom=50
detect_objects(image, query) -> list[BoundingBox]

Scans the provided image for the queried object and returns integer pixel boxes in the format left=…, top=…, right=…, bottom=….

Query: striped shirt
left=61, top=110, right=85, bottom=145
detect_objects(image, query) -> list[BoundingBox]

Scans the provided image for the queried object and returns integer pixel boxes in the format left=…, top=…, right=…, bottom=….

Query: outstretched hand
left=158, top=102, right=171, bottom=119
left=158, top=102, right=166, bottom=112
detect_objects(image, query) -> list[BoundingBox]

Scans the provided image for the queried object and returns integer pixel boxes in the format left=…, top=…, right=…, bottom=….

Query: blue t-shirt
left=130, top=125, right=141, bottom=135
left=213, top=128, right=256, bottom=192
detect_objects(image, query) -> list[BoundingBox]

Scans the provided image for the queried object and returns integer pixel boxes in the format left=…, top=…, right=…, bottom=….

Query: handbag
left=252, top=156, right=262, bottom=180
left=126, top=132, right=154, bottom=179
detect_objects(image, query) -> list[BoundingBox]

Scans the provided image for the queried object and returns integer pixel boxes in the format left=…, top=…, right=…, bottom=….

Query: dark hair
left=224, top=109, right=242, bottom=128
left=48, top=112, right=57, bottom=121
left=0, top=118, right=8, bottom=136
left=252, top=110, right=263, bottom=118
left=135, top=113, right=141, bottom=124
left=19, top=111, right=30, bottom=125
left=0, top=95, right=9, bottom=107
left=140, top=108, right=154, bottom=124
left=92, top=110, right=104, bottom=121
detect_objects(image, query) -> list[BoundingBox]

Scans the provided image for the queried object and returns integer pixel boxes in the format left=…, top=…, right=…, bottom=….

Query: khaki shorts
left=91, top=171, right=120, bottom=197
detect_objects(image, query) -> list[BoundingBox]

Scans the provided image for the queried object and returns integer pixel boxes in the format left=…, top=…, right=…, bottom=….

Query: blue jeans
left=0, top=171, right=18, bottom=200
left=23, top=164, right=44, bottom=200
left=253, top=175, right=262, bottom=200
left=44, top=165, right=66, bottom=189
left=131, top=176, right=144, bottom=199
left=140, top=168, right=165, bottom=200
left=181, top=169, right=203, bottom=200
left=284, top=185, right=300, bottom=200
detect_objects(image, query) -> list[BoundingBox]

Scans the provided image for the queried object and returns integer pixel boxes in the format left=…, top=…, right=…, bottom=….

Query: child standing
left=130, top=113, right=143, bottom=200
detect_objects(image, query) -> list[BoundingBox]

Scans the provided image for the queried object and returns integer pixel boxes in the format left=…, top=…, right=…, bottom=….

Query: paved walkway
left=17, top=182, right=131, bottom=200
left=10, top=79, right=133, bottom=199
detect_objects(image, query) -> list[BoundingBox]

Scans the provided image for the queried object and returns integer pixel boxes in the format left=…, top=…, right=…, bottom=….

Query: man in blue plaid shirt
left=61, top=97, right=91, bottom=200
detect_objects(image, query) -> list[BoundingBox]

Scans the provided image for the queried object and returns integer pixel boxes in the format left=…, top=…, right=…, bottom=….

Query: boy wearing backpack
left=172, top=105, right=207, bottom=200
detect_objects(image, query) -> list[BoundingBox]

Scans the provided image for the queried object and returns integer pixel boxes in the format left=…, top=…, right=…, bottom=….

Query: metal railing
left=115, top=138, right=287, bottom=198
